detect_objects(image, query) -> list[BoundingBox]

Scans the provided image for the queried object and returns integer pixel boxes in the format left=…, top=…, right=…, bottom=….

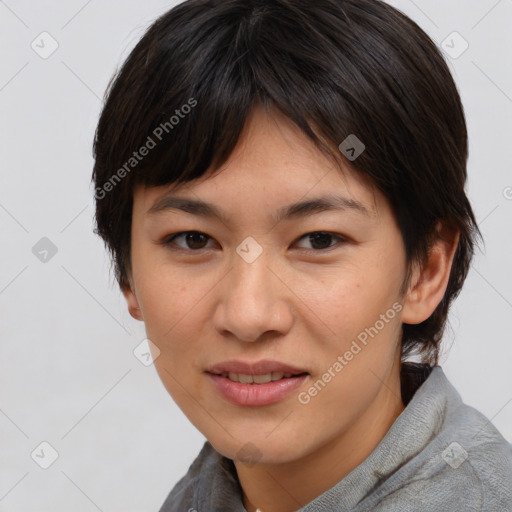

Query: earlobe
left=122, top=284, right=144, bottom=321
left=401, top=223, right=460, bottom=325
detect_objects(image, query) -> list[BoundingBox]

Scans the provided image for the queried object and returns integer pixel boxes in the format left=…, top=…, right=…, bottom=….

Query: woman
left=92, top=0, right=512, bottom=510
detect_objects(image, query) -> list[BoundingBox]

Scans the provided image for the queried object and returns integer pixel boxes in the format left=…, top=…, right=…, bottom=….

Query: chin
left=210, top=432, right=309, bottom=466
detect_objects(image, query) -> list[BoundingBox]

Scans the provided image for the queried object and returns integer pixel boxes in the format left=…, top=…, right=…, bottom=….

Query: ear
left=401, top=222, right=460, bottom=325
left=121, top=279, right=144, bottom=321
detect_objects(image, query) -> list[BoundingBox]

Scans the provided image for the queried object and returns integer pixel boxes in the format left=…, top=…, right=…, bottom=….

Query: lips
left=206, top=359, right=309, bottom=405
left=207, top=359, right=308, bottom=377
left=206, top=361, right=308, bottom=407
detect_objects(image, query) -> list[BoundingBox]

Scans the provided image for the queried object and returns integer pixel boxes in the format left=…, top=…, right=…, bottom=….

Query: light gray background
left=1, top=0, right=511, bottom=510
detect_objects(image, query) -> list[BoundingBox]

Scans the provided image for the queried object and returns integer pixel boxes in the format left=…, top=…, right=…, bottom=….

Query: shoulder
left=380, top=428, right=512, bottom=511
left=383, top=368, right=512, bottom=511
left=357, top=366, right=512, bottom=512
left=430, top=398, right=512, bottom=510
left=158, top=441, right=241, bottom=511
left=158, top=441, right=215, bottom=511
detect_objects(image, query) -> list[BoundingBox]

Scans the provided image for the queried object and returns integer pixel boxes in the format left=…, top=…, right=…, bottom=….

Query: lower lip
left=207, top=373, right=308, bottom=406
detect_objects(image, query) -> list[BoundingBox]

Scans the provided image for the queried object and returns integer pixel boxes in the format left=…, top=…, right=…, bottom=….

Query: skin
left=123, top=106, right=459, bottom=511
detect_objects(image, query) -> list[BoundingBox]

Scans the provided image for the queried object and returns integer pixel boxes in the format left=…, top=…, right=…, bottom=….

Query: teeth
left=238, top=373, right=253, bottom=384
left=253, top=374, right=272, bottom=384
left=223, top=372, right=294, bottom=384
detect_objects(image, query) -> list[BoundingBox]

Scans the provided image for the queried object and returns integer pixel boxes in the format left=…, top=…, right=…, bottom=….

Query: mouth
left=207, top=371, right=308, bottom=384
left=206, top=359, right=309, bottom=383
left=205, top=359, right=309, bottom=406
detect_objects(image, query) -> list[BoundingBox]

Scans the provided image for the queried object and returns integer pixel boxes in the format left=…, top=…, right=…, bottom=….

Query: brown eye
left=162, top=231, right=213, bottom=251
left=295, top=232, right=346, bottom=251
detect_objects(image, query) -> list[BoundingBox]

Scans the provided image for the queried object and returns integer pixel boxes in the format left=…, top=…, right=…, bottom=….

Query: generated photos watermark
left=298, top=301, right=403, bottom=405
left=94, top=98, right=197, bottom=200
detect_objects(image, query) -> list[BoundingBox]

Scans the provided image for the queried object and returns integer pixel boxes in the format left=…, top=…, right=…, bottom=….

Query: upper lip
left=207, top=359, right=308, bottom=376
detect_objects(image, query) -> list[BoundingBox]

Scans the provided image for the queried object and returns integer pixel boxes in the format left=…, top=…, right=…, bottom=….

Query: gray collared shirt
left=159, top=366, right=512, bottom=511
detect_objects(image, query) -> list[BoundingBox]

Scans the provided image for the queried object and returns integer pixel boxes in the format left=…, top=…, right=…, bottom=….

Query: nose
left=213, top=249, right=294, bottom=343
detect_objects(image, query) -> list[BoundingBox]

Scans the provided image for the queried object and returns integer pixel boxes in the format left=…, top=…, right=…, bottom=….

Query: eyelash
left=159, top=231, right=348, bottom=253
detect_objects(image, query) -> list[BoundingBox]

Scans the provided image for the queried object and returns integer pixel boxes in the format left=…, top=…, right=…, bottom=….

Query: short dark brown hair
left=92, top=0, right=481, bottom=365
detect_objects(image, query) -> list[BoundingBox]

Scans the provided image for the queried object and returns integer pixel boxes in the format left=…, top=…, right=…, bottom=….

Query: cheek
left=130, top=247, right=204, bottom=345
left=132, top=264, right=234, bottom=404
left=139, top=276, right=203, bottom=341
left=292, top=258, right=402, bottom=343
left=133, top=240, right=196, bottom=319
left=134, top=268, right=211, bottom=405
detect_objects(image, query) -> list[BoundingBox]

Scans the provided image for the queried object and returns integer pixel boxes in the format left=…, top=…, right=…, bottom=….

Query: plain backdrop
left=1, top=0, right=511, bottom=510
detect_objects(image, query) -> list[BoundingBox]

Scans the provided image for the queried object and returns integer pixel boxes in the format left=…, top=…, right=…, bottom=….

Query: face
left=125, top=106, right=410, bottom=465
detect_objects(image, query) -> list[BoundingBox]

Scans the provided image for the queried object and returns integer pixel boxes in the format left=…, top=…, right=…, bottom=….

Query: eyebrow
left=146, top=193, right=371, bottom=224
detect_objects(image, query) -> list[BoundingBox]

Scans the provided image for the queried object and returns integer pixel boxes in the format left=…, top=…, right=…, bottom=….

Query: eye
left=294, top=231, right=347, bottom=251
left=160, top=230, right=348, bottom=253
left=161, top=231, right=215, bottom=251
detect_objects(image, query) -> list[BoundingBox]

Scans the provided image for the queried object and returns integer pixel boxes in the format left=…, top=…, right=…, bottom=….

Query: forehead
left=133, top=106, right=381, bottom=220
